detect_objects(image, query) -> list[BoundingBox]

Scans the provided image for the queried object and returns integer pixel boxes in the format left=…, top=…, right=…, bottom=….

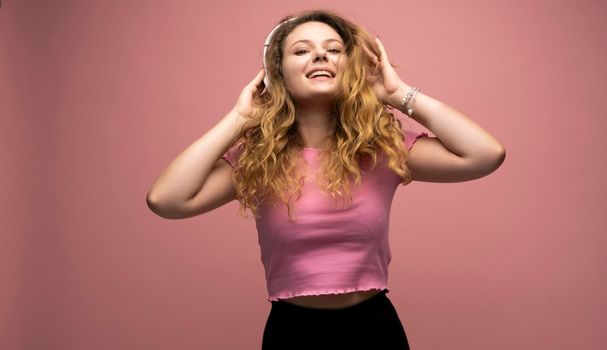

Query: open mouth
left=306, top=70, right=334, bottom=80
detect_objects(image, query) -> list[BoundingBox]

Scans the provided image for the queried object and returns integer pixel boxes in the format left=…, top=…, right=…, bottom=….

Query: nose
left=313, top=49, right=328, bottom=62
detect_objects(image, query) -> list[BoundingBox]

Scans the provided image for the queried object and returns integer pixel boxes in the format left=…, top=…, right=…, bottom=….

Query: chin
left=295, top=93, right=338, bottom=105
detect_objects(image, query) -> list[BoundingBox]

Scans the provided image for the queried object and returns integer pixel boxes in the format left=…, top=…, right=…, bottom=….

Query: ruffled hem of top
left=267, top=285, right=389, bottom=302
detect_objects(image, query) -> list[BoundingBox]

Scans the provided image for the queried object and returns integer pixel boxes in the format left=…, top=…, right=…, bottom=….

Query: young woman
left=146, top=9, right=505, bottom=350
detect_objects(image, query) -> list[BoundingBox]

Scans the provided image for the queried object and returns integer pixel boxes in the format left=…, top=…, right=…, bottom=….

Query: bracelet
left=401, top=87, right=420, bottom=117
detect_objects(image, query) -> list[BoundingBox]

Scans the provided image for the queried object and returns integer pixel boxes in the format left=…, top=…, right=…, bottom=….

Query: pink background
left=1, top=0, right=605, bottom=349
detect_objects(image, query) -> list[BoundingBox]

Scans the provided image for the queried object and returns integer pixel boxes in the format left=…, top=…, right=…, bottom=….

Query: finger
left=252, top=68, right=266, bottom=86
left=249, top=71, right=266, bottom=97
left=256, top=69, right=268, bottom=96
left=362, top=44, right=379, bottom=66
left=374, top=37, right=390, bottom=65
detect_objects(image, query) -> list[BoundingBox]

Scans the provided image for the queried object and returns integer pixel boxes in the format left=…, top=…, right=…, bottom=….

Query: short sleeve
left=220, top=141, right=244, bottom=168
left=403, top=128, right=429, bottom=151
left=394, top=112, right=429, bottom=151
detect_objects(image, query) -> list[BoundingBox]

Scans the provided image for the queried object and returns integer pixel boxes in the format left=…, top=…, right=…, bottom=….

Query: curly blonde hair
left=232, top=9, right=415, bottom=221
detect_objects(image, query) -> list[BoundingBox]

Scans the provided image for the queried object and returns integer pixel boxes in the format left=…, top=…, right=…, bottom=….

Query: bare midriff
left=279, top=289, right=383, bottom=310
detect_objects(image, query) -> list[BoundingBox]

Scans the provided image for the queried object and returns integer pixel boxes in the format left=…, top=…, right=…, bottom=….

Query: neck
left=295, top=102, right=336, bottom=149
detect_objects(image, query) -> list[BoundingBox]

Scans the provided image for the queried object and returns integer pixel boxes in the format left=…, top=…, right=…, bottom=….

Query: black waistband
left=271, top=289, right=389, bottom=318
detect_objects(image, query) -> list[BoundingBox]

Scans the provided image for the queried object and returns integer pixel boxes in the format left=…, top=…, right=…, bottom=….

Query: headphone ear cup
left=262, top=44, right=270, bottom=91
left=262, top=53, right=270, bottom=95
left=261, top=17, right=298, bottom=94
left=263, top=74, right=270, bottom=91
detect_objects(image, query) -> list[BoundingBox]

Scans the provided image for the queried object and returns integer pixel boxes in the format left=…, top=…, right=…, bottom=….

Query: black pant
left=262, top=289, right=410, bottom=350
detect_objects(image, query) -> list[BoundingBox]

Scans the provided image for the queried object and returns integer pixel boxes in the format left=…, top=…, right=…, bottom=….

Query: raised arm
left=365, top=37, right=505, bottom=183
left=146, top=69, right=265, bottom=219
left=391, top=84, right=506, bottom=183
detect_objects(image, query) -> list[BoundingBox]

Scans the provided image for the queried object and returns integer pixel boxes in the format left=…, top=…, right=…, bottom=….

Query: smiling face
left=281, top=21, right=348, bottom=104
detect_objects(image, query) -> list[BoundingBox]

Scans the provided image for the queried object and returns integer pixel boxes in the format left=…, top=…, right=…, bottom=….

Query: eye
left=294, top=48, right=342, bottom=55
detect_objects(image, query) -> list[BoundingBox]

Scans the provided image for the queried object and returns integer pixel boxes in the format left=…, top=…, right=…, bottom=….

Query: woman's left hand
left=363, top=37, right=406, bottom=111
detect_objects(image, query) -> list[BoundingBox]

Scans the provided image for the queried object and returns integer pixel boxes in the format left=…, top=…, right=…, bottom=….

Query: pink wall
left=1, top=0, right=606, bottom=349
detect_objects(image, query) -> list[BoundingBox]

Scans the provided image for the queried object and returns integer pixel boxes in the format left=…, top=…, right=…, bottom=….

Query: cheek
left=336, top=54, right=348, bottom=67
left=282, top=62, right=305, bottom=85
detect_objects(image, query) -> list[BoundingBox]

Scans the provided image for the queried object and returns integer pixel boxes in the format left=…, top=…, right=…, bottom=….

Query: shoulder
left=393, top=113, right=430, bottom=151
left=221, top=141, right=245, bottom=168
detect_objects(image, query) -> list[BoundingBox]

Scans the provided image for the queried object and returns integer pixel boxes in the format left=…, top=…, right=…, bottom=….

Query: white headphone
left=262, top=17, right=298, bottom=93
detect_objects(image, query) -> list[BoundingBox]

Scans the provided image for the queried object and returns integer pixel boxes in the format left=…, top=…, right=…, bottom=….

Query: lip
left=305, top=67, right=335, bottom=79
left=307, top=76, right=333, bottom=83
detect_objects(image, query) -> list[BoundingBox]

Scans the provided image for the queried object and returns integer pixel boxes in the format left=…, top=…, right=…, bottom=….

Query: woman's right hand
left=231, top=68, right=266, bottom=124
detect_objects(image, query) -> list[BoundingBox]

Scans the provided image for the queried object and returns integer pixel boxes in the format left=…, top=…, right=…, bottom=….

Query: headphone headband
left=262, top=17, right=298, bottom=93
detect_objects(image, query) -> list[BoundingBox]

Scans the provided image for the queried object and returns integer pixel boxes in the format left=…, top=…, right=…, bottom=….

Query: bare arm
left=365, top=37, right=505, bottom=183
left=146, top=69, right=266, bottom=218
left=146, top=110, right=245, bottom=217
left=390, top=83, right=506, bottom=182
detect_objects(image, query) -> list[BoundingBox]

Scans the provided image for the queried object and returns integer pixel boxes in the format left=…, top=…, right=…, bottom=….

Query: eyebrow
left=289, top=38, right=344, bottom=49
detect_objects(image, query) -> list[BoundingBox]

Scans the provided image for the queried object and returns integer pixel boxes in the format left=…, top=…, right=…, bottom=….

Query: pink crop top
left=221, top=118, right=429, bottom=302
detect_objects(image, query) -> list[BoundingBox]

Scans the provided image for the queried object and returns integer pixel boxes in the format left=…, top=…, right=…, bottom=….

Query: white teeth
left=307, top=70, right=332, bottom=78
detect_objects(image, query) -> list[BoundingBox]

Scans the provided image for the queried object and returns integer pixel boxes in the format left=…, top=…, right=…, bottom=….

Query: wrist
left=390, top=82, right=412, bottom=113
left=227, top=108, right=247, bottom=123
left=225, top=109, right=247, bottom=134
left=396, top=83, right=421, bottom=117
